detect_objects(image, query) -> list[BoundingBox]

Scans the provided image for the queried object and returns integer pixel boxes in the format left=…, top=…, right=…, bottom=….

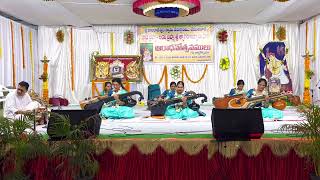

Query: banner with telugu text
left=138, top=24, right=213, bottom=63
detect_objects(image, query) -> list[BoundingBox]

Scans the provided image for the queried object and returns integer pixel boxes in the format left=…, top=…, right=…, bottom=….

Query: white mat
left=36, top=105, right=304, bottom=135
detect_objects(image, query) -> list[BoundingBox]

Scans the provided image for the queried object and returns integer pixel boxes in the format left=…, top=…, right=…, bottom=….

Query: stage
left=36, top=105, right=304, bottom=135
left=4, top=106, right=315, bottom=180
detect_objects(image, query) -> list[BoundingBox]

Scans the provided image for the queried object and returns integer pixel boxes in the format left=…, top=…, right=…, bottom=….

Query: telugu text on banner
left=138, top=24, right=213, bottom=63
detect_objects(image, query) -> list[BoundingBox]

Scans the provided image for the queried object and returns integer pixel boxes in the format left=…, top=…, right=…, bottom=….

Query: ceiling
left=0, top=0, right=319, bottom=27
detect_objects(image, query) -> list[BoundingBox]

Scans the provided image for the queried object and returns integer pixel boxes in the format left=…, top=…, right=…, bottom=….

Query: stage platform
left=36, top=105, right=304, bottom=135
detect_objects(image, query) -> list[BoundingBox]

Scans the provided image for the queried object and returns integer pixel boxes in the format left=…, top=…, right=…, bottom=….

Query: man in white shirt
left=3, top=81, right=39, bottom=119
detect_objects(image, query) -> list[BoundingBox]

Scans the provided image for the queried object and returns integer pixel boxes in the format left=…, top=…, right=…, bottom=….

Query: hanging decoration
left=20, top=26, right=26, bottom=69
left=303, top=51, right=312, bottom=104
left=0, top=38, right=2, bottom=60
left=143, top=65, right=168, bottom=89
left=70, top=28, right=75, bottom=91
left=170, top=65, right=181, bottom=80
left=305, top=70, right=314, bottom=79
left=182, top=65, right=208, bottom=84
left=219, top=57, right=230, bottom=71
left=98, top=0, right=117, bottom=2
left=56, top=29, right=64, bottom=43
left=124, top=30, right=134, bottom=45
left=217, top=29, right=228, bottom=43
left=276, top=26, right=286, bottom=41
left=303, top=22, right=311, bottom=104
left=133, top=0, right=201, bottom=18
left=233, top=31, right=237, bottom=86
left=39, top=56, right=50, bottom=103
left=29, top=31, right=35, bottom=90
left=10, top=21, right=16, bottom=88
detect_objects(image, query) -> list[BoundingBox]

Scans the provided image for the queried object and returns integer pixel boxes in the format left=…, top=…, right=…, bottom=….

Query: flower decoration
left=124, top=31, right=134, bottom=44
left=217, top=29, right=228, bottom=43
left=306, top=70, right=314, bottom=79
left=133, top=0, right=201, bottom=18
left=170, top=65, right=181, bottom=80
left=276, top=26, right=286, bottom=41
left=56, top=30, right=64, bottom=43
left=219, top=57, right=230, bottom=71
left=39, top=73, right=48, bottom=81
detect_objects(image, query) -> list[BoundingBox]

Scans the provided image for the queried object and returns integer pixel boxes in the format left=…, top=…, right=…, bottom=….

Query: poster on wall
left=259, top=42, right=292, bottom=92
left=138, top=24, right=213, bottom=63
left=92, top=55, right=143, bottom=82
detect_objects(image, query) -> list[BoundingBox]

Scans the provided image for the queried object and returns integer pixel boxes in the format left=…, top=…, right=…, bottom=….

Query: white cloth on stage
left=3, top=90, right=40, bottom=119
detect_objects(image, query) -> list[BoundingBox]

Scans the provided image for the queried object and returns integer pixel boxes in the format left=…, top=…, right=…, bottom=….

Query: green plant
left=0, top=112, right=99, bottom=179
left=281, top=105, right=320, bottom=176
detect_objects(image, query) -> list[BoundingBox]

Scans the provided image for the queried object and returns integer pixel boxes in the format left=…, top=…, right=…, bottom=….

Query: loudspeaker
left=211, top=108, right=264, bottom=141
left=47, top=109, right=102, bottom=141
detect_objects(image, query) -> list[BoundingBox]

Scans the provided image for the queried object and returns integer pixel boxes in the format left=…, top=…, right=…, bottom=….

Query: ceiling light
left=133, top=0, right=201, bottom=18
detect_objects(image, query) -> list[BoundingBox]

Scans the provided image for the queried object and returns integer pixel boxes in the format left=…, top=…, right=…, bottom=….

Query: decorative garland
left=143, top=65, right=168, bottom=89
left=217, top=29, right=228, bottom=43
left=303, top=22, right=311, bottom=104
left=56, top=29, right=64, bottom=43
left=170, top=65, right=181, bottom=80
left=305, top=70, right=314, bottom=79
left=182, top=65, right=208, bottom=83
left=276, top=26, right=286, bottom=41
left=29, top=31, right=34, bottom=89
left=219, top=57, right=230, bottom=71
left=124, top=30, right=134, bottom=45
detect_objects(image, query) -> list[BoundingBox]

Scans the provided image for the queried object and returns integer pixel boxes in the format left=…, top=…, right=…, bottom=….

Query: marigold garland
left=143, top=65, right=168, bottom=89
left=56, top=29, right=64, bottom=43
left=182, top=65, right=208, bottom=83
left=276, top=26, right=286, bottom=41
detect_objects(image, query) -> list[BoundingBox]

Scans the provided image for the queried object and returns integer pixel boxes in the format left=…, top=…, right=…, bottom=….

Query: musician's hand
left=182, top=97, right=187, bottom=106
left=113, top=94, right=120, bottom=101
left=265, top=95, right=270, bottom=102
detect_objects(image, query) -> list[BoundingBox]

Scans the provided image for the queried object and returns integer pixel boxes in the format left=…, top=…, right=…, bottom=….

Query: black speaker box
left=47, top=109, right=102, bottom=141
left=211, top=108, right=264, bottom=141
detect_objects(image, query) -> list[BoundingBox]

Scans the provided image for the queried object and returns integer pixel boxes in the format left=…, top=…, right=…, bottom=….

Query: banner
left=138, top=24, right=213, bottom=63
left=259, top=42, right=292, bottom=92
left=92, top=55, right=143, bottom=82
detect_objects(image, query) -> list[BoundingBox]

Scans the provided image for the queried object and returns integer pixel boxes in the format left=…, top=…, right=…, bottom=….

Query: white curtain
left=300, top=16, right=320, bottom=104
left=0, top=15, right=39, bottom=92
left=38, top=25, right=139, bottom=104
left=137, top=24, right=300, bottom=102
left=37, top=23, right=302, bottom=104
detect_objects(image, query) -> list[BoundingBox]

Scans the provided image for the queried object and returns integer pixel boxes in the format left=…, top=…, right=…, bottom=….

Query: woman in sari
left=247, top=78, right=283, bottom=119
left=165, top=81, right=199, bottom=120
left=100, top=78, right=135, bottom=119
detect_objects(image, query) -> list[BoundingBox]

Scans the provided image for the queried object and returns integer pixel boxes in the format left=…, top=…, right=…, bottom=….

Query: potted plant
left=281, top=105, right=320, bottom=180
left=0, top=113, right=99, bottom=179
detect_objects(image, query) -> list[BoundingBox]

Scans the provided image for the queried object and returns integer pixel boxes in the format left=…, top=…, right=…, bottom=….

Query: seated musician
left=100, top=78, right=135, bottom=119
left=229, top=80, right=246, bottom=96
left=3, top=81, right=41, bottom=119
left=164, top=81, right=199, bottom=120
left=99, top=81, right=113, bottom=99
left=246, top=78, right=283, bottom=119
left=160, top=81, right=176, bottom=99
